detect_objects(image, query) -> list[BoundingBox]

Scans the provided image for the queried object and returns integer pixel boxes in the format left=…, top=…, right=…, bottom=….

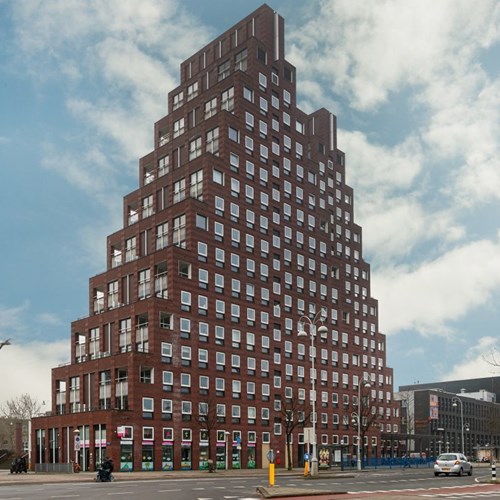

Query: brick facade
left=32, top=4, right=397, bottom=472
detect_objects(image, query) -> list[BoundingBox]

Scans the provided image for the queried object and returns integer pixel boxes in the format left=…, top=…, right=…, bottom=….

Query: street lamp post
left=298, top=309, right=328, bottom=478
left=0, top=338, right=11, bottom=350
left=452, top=397, right=464, bottom=454
left=437, top=427, right=444, bottom=456
left=352, top=379, right=371, bottom=471
left=224, top=431, right=230, bottom=470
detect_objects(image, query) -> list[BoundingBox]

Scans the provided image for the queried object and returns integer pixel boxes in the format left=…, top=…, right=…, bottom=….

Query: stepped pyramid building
left=33, top=4, right=398, bottom=472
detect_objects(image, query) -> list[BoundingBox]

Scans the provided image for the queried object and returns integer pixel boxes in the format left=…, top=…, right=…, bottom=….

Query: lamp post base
left=310, top=457, right=319, bottom=477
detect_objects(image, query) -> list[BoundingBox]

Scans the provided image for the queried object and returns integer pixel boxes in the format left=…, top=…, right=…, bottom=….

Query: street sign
left=74, top=435, right=81, bottom=451
left=266, top=449, right=276, bottom=463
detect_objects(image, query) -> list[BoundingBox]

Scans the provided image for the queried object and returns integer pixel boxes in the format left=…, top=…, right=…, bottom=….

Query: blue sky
left=0, top=0, right=499, bottom=404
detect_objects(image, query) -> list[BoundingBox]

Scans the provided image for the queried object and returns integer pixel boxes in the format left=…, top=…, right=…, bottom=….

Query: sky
left=0, top=0, right=499, bottom=407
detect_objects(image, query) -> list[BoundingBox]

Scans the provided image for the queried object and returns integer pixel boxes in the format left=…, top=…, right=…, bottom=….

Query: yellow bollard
left=304, top=460, right=309, bottom=477
left=269, top=462, right=275, bottom=486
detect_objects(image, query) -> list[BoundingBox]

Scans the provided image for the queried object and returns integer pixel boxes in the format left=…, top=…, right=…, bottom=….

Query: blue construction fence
left=334, top=456, right=436, bottom=469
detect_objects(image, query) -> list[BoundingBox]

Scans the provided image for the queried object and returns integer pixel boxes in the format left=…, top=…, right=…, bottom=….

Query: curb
left=257, top=486, right=348, bottom=498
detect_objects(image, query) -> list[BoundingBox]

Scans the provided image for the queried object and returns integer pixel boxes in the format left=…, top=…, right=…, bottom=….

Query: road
left=0, top=468, right=498, bottom=499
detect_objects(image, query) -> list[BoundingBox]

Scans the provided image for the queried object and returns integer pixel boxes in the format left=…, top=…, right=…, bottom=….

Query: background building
left=396, top=377, right=500, bottom=461
left=32, top=4, right=397, bottom=472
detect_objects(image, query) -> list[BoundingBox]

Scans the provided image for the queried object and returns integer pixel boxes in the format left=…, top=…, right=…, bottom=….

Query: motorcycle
left=10, top=457, right=28, bottom=474
left=95, top=460, right=114, bottom=482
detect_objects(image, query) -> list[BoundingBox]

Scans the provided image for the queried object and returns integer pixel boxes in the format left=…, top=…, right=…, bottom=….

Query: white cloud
left=340, top=130, right=423, bottom=191
left=287, top=2, right=500, bottom=348
left=443, top=337, right=500, bottom=381
left=0, top=305, right=69, bottom=406
left=35, top=313, right=64, bottom=327
left=290, top=0, right=499, bottom=111
left=0, top=340, right=68, bottom=405
left=338, top=129, right=465, bottom=262
left=0, top=303, right=30, bottom=338
left=373, top=236, right=500, bottom=336
left=13, top=0, right=212, bottom=186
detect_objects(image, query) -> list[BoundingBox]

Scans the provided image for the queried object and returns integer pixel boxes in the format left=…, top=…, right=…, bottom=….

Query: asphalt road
left=0, top=467, right=498, bottom=499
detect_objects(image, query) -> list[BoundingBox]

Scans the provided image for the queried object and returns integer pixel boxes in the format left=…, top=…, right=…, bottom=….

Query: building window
left=228, top=126, right=239, bottom=143
left=243, top=86, right=253, bottom=102
left=155, top=264, right=168, bottom=299
left=258, top=72, right=267, bottom=90
left=125, top=236, right=137, bottom=262
left=143, top=163, right=154, bottom=185
left=259, top=97, right=268, bottom=114
left=218, top=60, right=230, bottom=81
left=187, top=81, right=198, bottom=101
left=119, top=318, right=132, bottom=352
left=181, top=290, right=191, bottom=311
left=205, top=97, right=217, bottom=119
left=158, top=155, right=170, bottom=177
left=142, top=397, right=154, bottom=414
left=235, top=48, right=247, bottom=71
left=156, top=222, right=168, bottom=250
left=138, top=269, right=151, bottom=300
left=245, top=136, right=254, bottom=152
left=190, top=170, right=203, bottom=200
left=221, top=86, right=234, bottom=111
left=140, top=366, right=153, bottom=384
left=189, top=137, right=202, bottom=160
left=206, top=127, right=219, bottom=155
left=162, top=399, right=173, bottom=417
left=181, top=401, right=192, bottom=420
left=173, top=178, right=186, bottom=203
left=213, top=168, right=224, bottom=185
left=173, top=117, right=185, bottom=138
left=172, top=91, right=184, bottom=110
left=196, top=214, right=208, bottom=230
left=173, top=214, right=186, bottom=248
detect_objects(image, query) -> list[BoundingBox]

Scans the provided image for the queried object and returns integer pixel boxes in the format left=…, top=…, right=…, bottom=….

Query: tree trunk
left=286, top=434, right=293, bottom=470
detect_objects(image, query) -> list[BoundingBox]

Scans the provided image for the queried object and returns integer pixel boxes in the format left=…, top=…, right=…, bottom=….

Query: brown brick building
left=32, top=4, right=397, bottom=472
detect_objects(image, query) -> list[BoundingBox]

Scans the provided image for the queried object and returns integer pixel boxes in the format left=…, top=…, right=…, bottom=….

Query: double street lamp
left=298, top=309, right=328, bottom=478
left=452, top=396, right=468, bottom=454
left=351, top=378, right=371, bottom=471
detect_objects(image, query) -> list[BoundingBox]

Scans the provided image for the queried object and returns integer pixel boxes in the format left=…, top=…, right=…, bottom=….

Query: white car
left=434, top=453, right=473, bottom=476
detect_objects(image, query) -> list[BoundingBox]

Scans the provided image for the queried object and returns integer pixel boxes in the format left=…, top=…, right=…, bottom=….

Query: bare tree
left=358, top=385, right=379, bottom=463
left=275, top=395, right=311, bottom=470
left=0, top=394, right=42, bottom=420
left=0, top=394, right=42, bottom=454
left=395, top=391, right=415, bottom=454
left=484, top=348, right=500, bottom=370
left=195, top=395, right=222, bottom=471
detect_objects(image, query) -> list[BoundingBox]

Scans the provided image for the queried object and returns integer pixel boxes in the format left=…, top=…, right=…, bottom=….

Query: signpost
left=74, top=434, right=81, bottom=451
left=73, top=429, right=81, bottom=472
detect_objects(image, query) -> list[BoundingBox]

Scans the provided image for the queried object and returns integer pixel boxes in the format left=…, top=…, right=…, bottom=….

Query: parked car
left=434, top=453, right=472, bottom=476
